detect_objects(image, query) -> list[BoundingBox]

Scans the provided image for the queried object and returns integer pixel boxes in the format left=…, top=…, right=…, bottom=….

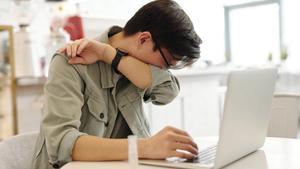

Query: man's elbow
left=136, top=73, right=152, bottom=90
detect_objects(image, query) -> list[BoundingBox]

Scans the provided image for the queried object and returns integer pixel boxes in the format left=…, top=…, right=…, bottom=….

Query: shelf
left=0, top=76, right=12, bottom=80
left=1, top=75, right=47, bottom=87
left=0, top=76, right=12, bottom=88
left=0, top=25, right=13, bottom=31
left=16, top=76, right=47, bottom=86
left=0, top=24, right=17, bottom=137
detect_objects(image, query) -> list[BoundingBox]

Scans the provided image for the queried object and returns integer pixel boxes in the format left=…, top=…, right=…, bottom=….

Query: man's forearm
left=72, top=135, right=148, bottom=161
left=102, top=45, right=152, bottom=90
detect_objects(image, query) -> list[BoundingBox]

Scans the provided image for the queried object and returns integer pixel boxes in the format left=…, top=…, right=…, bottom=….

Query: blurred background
left=0, top=0, right=299, bottom=140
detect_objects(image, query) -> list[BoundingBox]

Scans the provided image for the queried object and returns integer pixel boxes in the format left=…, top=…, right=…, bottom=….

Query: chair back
left=0, top=132, right=38, bottom=169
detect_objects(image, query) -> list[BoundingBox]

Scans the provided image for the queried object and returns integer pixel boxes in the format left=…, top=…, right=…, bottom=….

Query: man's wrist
left=111, top=49, right=128, bottom=74
left=138, top=138, right=149, bottom=159
left=101, top=44, right=116, bottom=64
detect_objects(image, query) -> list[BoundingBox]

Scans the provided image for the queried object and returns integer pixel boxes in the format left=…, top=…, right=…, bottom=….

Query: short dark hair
left=123, top=0, right=202, bottom=65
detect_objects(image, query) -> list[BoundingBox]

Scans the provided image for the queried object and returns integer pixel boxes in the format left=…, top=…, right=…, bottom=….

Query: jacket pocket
left=87, top=97, right=108, bottom=123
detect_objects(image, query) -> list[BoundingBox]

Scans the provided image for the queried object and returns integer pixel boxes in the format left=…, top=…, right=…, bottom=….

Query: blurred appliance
left=14, top=24, right=41, bottom=77
left=63, top=15, right=84, bottom=41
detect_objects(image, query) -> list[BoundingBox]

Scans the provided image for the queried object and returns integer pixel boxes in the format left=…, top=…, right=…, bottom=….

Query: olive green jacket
left=31, top=30, right=180, bottom=169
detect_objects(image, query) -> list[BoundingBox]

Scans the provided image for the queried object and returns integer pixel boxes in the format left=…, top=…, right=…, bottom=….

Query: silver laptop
left=139, top=68, right=277, bottom=169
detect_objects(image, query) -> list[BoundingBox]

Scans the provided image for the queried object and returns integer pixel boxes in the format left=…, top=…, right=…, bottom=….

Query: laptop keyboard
left=187, top=145, right=217, bottom=165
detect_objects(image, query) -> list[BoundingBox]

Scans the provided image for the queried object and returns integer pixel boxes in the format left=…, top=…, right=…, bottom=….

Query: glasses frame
left=152, top=37, right=172, bottom=69
left=156, top=44, right=171, bottom=69
left=153, top=37, right=197, bottom=69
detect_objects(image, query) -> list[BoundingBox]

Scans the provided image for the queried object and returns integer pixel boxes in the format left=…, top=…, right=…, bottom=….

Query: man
left=31, top=0, right=202, bottom=168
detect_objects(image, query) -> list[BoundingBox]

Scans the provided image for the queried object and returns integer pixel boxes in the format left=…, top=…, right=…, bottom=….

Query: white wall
left=281, top=0, right=300, bottom=72
left=81, top=0, right=225, bottom=65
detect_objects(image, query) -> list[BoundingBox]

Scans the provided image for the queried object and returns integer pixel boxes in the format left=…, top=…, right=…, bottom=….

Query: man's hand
left=58, top=39, right=110, bottom=64
left=141, top=126, right=198, bottom=159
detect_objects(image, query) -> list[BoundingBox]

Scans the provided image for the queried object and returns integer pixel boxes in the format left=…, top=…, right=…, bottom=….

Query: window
left=224, top=0, right=282, bottom=66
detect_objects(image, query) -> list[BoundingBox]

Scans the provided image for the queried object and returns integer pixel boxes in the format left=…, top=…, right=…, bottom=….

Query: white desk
left=62, top=137, right=300, bottom=169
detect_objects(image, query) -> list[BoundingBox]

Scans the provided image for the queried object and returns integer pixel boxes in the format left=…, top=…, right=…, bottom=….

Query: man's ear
left=138, top=31, right=152, bottom=45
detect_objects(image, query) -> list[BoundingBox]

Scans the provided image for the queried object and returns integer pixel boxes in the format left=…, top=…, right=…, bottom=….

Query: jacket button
left=53, top=164, right=59, bottom=168
left=100, top=113, right=104, bottom=119
left=151, top=95, right=156, bottom=100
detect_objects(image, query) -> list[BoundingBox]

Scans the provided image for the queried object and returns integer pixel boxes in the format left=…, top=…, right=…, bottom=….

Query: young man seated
left=31, top=0, right=202, bottom=168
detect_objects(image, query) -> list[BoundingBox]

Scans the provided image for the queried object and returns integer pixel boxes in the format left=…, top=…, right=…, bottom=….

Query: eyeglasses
left=156, top=43, right=172, bottom=69
left=153, top=37, right=198, bottom=69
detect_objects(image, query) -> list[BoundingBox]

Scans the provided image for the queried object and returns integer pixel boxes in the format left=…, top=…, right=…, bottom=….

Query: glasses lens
left=168, top=55, right=199, bottom=69
left=153, top=36, right=199, bottom=69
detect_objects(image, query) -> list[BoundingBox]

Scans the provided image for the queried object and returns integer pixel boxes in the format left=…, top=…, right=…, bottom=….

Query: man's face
left=134, top=32, right=177, bottom=69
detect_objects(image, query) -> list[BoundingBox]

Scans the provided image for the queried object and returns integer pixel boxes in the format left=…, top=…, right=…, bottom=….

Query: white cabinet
left=144, top=70, right=226, bottom=137
left=268, top=94, right=300, bottom=138
left=12, top=66, right=300, bottom=138
left=144, top=69, right=300, bottom=138
left=179, top=74, right=222, bottom=137
left=16, top=80, right=44, bottom=134
left=145, top=98, right=183, bottom=134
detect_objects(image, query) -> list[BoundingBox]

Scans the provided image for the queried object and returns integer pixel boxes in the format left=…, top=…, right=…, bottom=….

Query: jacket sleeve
left=42, top=53, right=87, bottom=168
left=141, top=66, right=180, bottom=105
